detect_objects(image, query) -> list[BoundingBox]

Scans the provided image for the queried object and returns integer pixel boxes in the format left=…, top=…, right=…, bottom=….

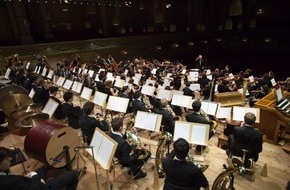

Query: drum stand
left=74, top=146, right=100, bottom=190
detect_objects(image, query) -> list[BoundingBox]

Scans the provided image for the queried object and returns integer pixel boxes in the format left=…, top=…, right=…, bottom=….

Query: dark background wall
left=0, top=0, right=289, bottom=80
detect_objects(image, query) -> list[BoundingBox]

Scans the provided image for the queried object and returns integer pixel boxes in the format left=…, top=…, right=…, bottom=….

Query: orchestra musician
left=0, top=147, right=79, bottom=190
left=131, top=91, right=146, bottom=115
left=108, top=117, right=151, bottom=180
left=48, top=86, right=66, bottom=120
left=186, top=100, right=215, bottom=153
left=195, top=55, right=205, bottom=70
left=79, top=102, right=109, bottom=145
left=162, top=138, right=209, bottom=190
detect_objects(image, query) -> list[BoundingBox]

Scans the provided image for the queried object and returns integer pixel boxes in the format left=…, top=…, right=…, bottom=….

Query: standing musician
left=162, top=138, right=209, bottom=190
left=195, top=55, right=205, bottom=70
left=108, top=117, right=151, bottom=180
left=0, top=147, right=79, bottom=190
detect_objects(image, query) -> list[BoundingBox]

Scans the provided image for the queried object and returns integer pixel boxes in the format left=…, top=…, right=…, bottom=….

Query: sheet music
left=232, top=106, right=260, bottom=123
left=134, top=73, right=142, bottom=79
left=156, top=89, right=171, bottom=101
left=92, top=91, right=108, bottom=107
left=141, top=85, right=156, bottom=96
left=181, top=69, right=186, bottom=75
left=276, top=88, right=283, bottom=102
left=25, top=62, right=30, bottom=70
left=29, top=88, right=35, bottom=98
left=81, top=87, right=93, bottom=101
left=207, top=102, right=219, bottom=116
left=249, top=76, right=254, bottom=83
left=34, top=66, right=38, bottom=73
left=187, top=75, right=198, bottom=82
left=173, top=121, right=191, bottom=141
left=42, top=98, right=59, bottom=118
left=145, top=114, right=158, bottom=131
left=228, top=73, right=234, bottom=79
left=271, top=78, right=276, bottom=86
left=63, top=79, right=73, bottom=90
left=37, top=66, right=41, bottom=74
left=190, top=124, right=209, bottom=146
left=107, top=96, right=129, bottom=113
left=189, top=83, right=201, bottom=91
left=180, top=95, right=192, bottom=108
left=42, top=67, right=47, bottom=77
left=145, top=79, right=156, bottom=86
left=47, top=70, right=54, bottom=79
left=71, top=81, right=83, bottom=93
left=171, top=95, right=182, bottom=106
left=207, top=75, right=212, bottom=80
left=133, top=76, right=140, bottom=85
left=96, top=137, right=115, bottom=170
left=53, top=75, right=58, bottom=84
left=124, top=69, right=128, bottom=76
left=98, top=68, right=105, bottom=73
left=107, top=72, right=113, bottom=79
left=114, top=79, right=126, bottom=88
left=135, top=111, right=147, bottom=129
left=216, top=107, right=232, bottom=119
left=94, top=74, right=99, bottom=81
left=151, top=68, right=157, bottom=75
left=83, top=69, right=88, bottom=74
left=56, top=77, right=65, bottom=86
left=4, top=68, right=11, bottom=79
left=88, top=70, right=94, bottom=78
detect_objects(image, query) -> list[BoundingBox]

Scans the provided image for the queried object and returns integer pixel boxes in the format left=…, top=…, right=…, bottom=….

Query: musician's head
left=111, top=117, right=123, bottom=132
left=49, top=86, right=59, bottom=95
left=63, top=92, right=73, bottom=102
left=244, top=112, right=256, bottom=125
left=159, top=98, right=168, bottom=108
left=173, top=138, right=189, bottom=160
left=192, top=100, right=201, bottom=112
left=133, top=90, right=142, bottom=100
left=0, top=147, right=13, bottom=171
left=82, top=102, right=95, bottom=115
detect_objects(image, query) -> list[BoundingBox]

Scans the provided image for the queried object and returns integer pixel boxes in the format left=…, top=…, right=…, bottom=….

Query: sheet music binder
left=232, top=106, right=260, bottom=123
left=87, top=128, right=117, bottom=170
left=42, top=98, right=59, bottom=118
left=171, top=94, right=193, bottom=108
left=81, top=87, right=93, bottom=101
left=200, top=101, right=220, bottom=116
left=156, top=89, right=172, bottom=101
left=174, top=121, right=209, bottom=146
left=134, top=111, right=162, bottom=132
left=92, top=91, right=108, bottom=107
left=106, top=96, right=129, bottom=113
left=141, top=85, right=156, bottom=96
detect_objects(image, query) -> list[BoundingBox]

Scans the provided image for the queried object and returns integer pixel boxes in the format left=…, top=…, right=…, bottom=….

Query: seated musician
left=62, top=92, right=83, bottom=129
left=162, top=138, right=209, bottom=190
left=131, top=90, right=146, bottom=115
left=48, top=86, right=66, bottom=120
left=108, top=117, right=151, bottom=180
left=153, top=98, right=175, bottom=135
left=186, top=100, right=215, bottom=152
left=0, top=147, right=79, bottom=190
left=227, top=112, right=263, bottom=168
left=80, top=102, right=109, bottom=145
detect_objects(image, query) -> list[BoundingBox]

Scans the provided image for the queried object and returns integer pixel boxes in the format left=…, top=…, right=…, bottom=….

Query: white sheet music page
left=97, top=137, right=116, bottom=170
left=156, top=89, right=171, bottom=101
left=207, top=102, right=219, bottom=116
left=4, top=68, right=11, bottom=79
left=42, top=98, right=59, bottom=118
left=145, top=114, right=158, bottom=131
left=171, top=94, right=182, bottom=106
left=42, top=67, right=47, bottom=77
left=201, top=101, right=209, bottom=113
left=107, top=96, right=129, bottom=113
left=141, top=85, right=155, bottom=96
left=26, top=62, right=30, bottom=70
left=190, top=124, right=209, bottom=146
left=181, top=95, right=192, bottom=108
left=135, top=111, right=148, bottom=129
left=63, top=79, right=73, bottom=90
left=151, top=68, right=157, bottom=75
left=88, top=129, right=103, bottom=158
left=92, top=91, right=108, bottom=107
left=47, top=70, right=54, bottom=79
left=75, top=82, right=83, bottom=93
left=189, top=83, right=201, bottom=91
left=114, top=79, right=126, bottom=88
left=216, top=107, right=232, bottom=119
left=232, top=106, right=245, bottom=121
left=29, top=88, right=35, bottom=98
left=174, top=121, right=191, bottom=142
left=56, top=77, right=65, bottom=86
left=81, top=87, right=93, bottom=101
left=145, top=79, right=156, bottom=86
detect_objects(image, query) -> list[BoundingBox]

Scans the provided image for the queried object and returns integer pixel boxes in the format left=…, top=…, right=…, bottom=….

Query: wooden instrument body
left=214, top=91, right=242, bottom=107
left=24, top=121, right=79, bottom=168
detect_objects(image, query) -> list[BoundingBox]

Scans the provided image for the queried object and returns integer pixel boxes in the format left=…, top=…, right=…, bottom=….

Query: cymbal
left=0, top=85, right=28, bottom=109
left=8, top=112, right=49, bottom=129
left=2, top=93, right=33, bottom=117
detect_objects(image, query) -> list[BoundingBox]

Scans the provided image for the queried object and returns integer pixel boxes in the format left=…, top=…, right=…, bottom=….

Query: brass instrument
left=143, top=94, right=154, bottom=112
left=186, top=153, right=209, bottom=173
left=125, top=115, right=149, bottom=160
left=155, top=131, right=172, bottom=178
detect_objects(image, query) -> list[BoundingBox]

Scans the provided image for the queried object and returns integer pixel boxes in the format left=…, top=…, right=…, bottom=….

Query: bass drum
left=24, top=121, right=79, bottom=168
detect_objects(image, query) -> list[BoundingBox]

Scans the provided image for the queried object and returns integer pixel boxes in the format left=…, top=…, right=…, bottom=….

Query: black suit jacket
left=186, top=113, right=208, bottom=124
left=79, top=115, right=109, bottom=144
left=131, top=99, right=146, bottom=115
left=183, top=87, right=194, bottom=97
left=231, top=125, right=263, bottom=161
left=153, top=108, right=175, bottom=135
left=0, top=175, right=47, bottom=190
left=162, top=152, right=208, bottom=190
left=107, top=132, right=138, bottom=166
left=62, top=102, right=83, bottom=129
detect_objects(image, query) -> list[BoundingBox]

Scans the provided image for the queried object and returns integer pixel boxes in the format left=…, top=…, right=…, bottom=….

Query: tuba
left=155, top=131, right=172, bottom=178
left=125, top=115, right=149, bottom=159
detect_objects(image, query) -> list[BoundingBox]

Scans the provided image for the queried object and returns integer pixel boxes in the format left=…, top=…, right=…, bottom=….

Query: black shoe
left=133, top=170, right=147, bottom=180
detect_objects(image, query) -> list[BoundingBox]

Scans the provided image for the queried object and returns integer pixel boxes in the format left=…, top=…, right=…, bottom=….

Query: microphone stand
left=74, top=146, right=100, bottom=190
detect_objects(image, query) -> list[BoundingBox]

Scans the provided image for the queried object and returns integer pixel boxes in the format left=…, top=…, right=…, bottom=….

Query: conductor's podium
left=214, top=91, right=243, bottom=107
left=254, top=90, right=290, bottom=144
